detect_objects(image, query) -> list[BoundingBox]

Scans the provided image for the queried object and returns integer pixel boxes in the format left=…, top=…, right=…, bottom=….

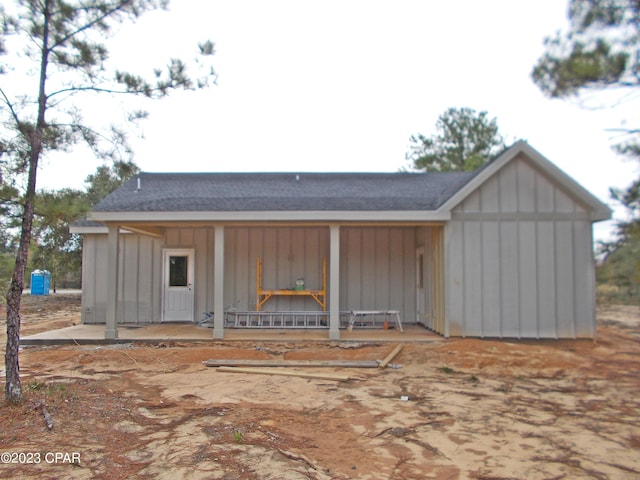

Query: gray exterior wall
left=80, top=234, right=106, bottom=324
left=444, top=154, right=596, bottom=338
left=81, top=233, right=162, bottom=324
left=80, top=225, right=422, bottom=325
left=228, top=226, right=420, bottom=320
left=225, top=226, right=329, bottom=311
left=340, top=227, right=417, bottom=320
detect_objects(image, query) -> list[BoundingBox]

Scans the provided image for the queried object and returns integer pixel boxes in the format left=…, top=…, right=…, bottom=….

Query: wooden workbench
left=256, top=257, right=326, bottom=311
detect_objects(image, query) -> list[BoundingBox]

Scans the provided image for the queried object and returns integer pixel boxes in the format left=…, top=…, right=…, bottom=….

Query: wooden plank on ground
left=378, top=344, right=404, bottom=368
left=203, top=359, right=380, bottom=368
left=215, top=366, right=351, bottom=382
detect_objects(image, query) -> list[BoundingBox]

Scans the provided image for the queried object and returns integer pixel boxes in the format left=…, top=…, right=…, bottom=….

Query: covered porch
left=77, top=221, right=446, bottom=340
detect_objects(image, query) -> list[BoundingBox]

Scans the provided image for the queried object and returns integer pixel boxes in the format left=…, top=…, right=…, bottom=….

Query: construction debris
left=215, top=366, right=352, bottom=382
left=35, top=401, right=54, bottom=430
left=377, top=344, right=404, bottom=368
left=205, top=344, right=406, bottom=371
left=204, top=359, right=380, bottom=368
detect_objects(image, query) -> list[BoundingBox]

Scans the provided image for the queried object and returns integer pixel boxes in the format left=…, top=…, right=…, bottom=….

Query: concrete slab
left=20, top=323, right=441, bottom=345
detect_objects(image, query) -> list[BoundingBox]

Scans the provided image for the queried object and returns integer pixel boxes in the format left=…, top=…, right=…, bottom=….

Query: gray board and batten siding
left=444, top=152, right=599, bottom=338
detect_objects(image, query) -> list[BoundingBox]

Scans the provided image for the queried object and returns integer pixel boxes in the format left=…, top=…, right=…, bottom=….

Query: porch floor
left=20, top=323, right=442, bottom=346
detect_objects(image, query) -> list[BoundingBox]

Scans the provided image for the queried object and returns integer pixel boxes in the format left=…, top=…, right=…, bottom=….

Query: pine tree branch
left=47, top=82, right=176, bottom=99
left=0, top=87, right=21, bottom=125
left=49, top=1, right=139, bottom=51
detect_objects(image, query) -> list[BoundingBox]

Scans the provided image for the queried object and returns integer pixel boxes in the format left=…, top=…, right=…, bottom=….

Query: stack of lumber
left=204, top=344, right=404, bottom=382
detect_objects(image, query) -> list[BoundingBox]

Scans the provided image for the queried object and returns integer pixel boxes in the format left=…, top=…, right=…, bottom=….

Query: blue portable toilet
left=30, top=270, right=51, bottom=296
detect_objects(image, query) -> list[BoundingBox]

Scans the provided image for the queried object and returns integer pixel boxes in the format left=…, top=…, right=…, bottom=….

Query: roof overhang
left=88, top=210, right=453, bottom=223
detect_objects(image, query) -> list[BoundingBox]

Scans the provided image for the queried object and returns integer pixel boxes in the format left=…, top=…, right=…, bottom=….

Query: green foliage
left=0, top=252, right=14, bottom=298
left=599, top=169, right=640, bottom=303
left=0, top=159, right=138, bottom=293
left=25, top=381, right=74, bottom=401
left=532, top=0, right=640, bottom=98
left=598, top=225, right=640, bottom=303
left=406, top=108, right=506, bottom=172
left=533, top=37, right=630, bottom=98
left=84, top=160, right=140, bottom=206
left=30, top=188, right=88, bottom=290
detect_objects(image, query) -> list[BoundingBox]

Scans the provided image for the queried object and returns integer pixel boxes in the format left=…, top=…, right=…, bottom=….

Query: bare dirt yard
left=0, top=294, right=639, bottom=479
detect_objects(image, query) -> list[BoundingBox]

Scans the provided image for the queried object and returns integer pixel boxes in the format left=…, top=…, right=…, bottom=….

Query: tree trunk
left=5, top=0, right=50, bottom=403
left=4, top=242, right=28, bottom=402
left=5, top=150, right=42, bottom=404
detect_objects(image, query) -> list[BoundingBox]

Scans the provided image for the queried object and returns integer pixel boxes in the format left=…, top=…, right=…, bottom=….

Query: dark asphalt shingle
left=93, top=171, right=476, bottom=212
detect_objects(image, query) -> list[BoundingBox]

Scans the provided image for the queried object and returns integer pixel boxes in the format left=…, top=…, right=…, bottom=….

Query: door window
left=169, top=256, right=188, bottom=287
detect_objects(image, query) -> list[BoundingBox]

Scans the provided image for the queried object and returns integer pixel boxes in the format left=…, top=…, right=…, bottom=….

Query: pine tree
left=0, top=0, right=215, bottom=402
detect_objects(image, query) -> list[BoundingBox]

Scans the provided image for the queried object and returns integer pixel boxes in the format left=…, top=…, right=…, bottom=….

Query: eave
left=88, top=210, right=453, bottom=224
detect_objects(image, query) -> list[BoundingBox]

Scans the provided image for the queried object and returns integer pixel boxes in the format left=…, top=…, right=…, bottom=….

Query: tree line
left=0, top=160, right=139, bottom=294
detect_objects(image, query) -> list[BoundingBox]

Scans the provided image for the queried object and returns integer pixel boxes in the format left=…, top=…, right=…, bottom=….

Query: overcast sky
left=32, top=0, right=640, bottom=243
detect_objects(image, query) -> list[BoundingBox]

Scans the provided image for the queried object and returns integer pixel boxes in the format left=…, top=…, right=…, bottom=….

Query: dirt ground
left=0, top=295, right=639, bottom=479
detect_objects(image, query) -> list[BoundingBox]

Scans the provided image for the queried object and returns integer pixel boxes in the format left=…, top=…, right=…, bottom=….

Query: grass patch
left=24, top=381, right=73, bottom=400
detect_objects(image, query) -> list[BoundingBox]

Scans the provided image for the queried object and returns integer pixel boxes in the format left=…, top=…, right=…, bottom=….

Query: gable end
left=439, top=141, right=611, bottom=222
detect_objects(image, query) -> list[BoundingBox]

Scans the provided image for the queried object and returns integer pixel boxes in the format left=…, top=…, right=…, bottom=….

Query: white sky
left=32, top=0, right=640, bottom=243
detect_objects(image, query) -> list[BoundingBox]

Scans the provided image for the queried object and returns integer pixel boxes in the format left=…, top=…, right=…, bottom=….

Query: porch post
left=329, top=224, right=340, bottom=340
left=105, top=224, right=119, bottom=339
left=213, top=225, right=225, bottom=339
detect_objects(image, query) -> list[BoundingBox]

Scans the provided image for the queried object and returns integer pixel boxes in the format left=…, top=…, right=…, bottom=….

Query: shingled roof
left=93, top=171, right=476, bottom=212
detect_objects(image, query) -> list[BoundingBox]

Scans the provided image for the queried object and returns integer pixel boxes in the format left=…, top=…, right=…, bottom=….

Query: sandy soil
left=0, top=295, right=639, bottom=479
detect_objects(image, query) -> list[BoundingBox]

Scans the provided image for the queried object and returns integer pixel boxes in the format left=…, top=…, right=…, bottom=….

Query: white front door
left=416, top=247, right=428, bottom=327
left=162, top=249, right=195, bottom=322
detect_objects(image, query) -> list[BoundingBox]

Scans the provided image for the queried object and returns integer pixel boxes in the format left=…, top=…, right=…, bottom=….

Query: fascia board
left=89, top=210, right=452, bottom=223
left=69, top=225, right=108, bottom=234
